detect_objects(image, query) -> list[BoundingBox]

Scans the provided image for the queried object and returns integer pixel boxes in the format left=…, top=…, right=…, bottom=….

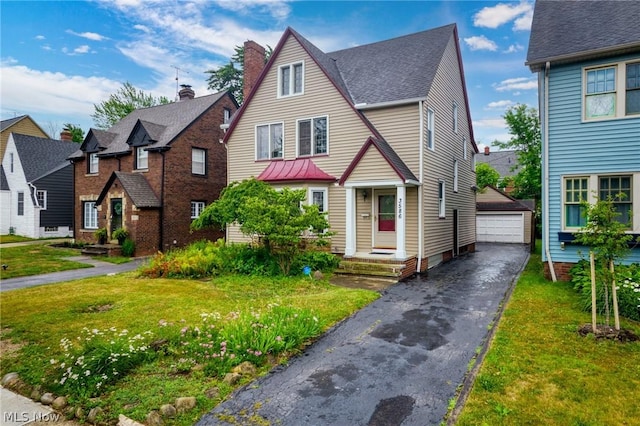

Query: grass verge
left=0, top=273, right=379, bottom=425
left=456, top=250, right=640, bottom=425
left=0, top=244, right=92, bottom=279
left=0, top=235, right=35, bottom=244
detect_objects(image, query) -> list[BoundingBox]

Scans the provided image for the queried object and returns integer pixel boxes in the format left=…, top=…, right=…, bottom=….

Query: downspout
left=543, top=61, right=557, bottom=281
left=417, top=101, right=425, bottom=273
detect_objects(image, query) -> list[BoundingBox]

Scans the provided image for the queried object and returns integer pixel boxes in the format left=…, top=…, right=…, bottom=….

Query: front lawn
left=0, top=273, right=378, bottom=425
left=456, top=250, right=640, bottom=425
left=0, top=235, right=35, bottom=244
left=0, top=244, right=92, bottom=279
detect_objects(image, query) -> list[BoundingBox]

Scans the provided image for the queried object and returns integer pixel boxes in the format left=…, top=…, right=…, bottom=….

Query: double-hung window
left=438, top=180, right=445, bottom=218
left=36, top=190, right=47, bottom=209
left=223, top=108, right=231, bottom=124
left=136, top=147, right=148, bottom=170
left=453, top=102, right=458, bottom=133
left=309, top=187, right=328, bottom=213
left=453, top=160, right=459, bottom=193
left=191, top=201, right=205, bottom=219
left=88, top=153, right=99, bottom=174
left=279, top=62, right=304, bottom=97
left=427, top=108, right=435, bottom=150
left=83, top=201, right=98, bottom=229
left=17, top=192, right=24, bottom=216
left=599, top=175, right=632, bottom=226
left=584, top=61, right=640, bottom=119
left=564, top=177, right=588, bottom=228
left=256, top=123, right=283, bottom=160
left=298, top=116, right=327, bottom=156
left=192, top=148, right=206, bottom=175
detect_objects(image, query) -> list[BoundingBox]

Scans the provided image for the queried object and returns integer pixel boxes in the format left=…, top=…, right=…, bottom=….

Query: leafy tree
left=63, top=123, right=85, bottom=143
left=191, top=178, right=331, bottom=275
left=573, top=194, right=638, bottom=332
left=205, top=45, right=271, bottom=104
left=494, top=104, right=541, bottom=203
left=91, top=82, right=171, bottom=129
left=475, top=162, right=500, bottom=190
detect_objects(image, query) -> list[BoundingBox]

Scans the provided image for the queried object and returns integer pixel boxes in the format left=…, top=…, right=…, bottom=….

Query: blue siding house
left=527, top=1, right=640, bottom=281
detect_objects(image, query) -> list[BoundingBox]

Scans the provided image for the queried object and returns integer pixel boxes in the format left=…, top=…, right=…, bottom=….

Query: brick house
left=69, top=87, right=237, bottom=255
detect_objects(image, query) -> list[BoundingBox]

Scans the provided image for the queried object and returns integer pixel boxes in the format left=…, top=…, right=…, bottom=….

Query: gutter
left=543, top=61, right=557, bottom=282
left=417, top=101, right=425, bottom=273
left=355, top=97, right=427, bottom=111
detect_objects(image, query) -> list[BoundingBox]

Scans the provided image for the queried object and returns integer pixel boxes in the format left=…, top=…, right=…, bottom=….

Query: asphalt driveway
left=197, top=243, right=530, bottom=426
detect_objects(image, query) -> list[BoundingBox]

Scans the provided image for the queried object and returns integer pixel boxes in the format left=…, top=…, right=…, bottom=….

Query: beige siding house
left=225, top=25, right=478, bottom=278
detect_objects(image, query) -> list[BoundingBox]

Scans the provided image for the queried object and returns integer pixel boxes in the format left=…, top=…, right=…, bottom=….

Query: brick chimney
left=484, top=146, right=490, bottom=155
left=243, top=40, right=266, bottom=102
left=178, top=84, right=195, bottom=101
left=60, top=129, right=73, bottom=141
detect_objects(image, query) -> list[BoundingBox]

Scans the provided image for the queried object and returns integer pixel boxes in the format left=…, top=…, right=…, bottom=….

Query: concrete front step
left=81, top=244, right=122, bottom=257
left=336, top=260, right=406, bottom=278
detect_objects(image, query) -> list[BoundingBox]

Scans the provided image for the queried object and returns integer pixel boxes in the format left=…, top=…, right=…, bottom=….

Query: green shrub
left=121, top=238, right=135, bottom=257
left=291, top=250, right=340, bottom=275
left=570, top=260, right=640, bottom=322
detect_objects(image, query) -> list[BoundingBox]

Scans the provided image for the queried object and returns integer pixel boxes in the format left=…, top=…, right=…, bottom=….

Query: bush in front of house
left=570, top=260, right=640, bottom=322
left=121, top=238, right=135, bottom=257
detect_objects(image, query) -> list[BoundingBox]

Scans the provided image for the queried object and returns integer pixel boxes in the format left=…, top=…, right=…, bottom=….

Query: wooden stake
left=590, top=251, right=597, bottom=334
left=610, top=260, right=620, bottom=331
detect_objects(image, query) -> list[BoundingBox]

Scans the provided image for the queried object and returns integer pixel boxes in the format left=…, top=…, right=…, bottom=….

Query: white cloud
left=66, top=30, right=108, bottom=41
left=486, top=100, right=515, bottom=110
left=504, top=43, right=523, bottom=54
left=133, top=24, right=151, bottom=33
left=73, top=45, right=91, bottom=54
left=473, top=1, right=533, bottom=31
left=214, top=0, right=291, bottom=20
left=35, top=35, right=45, bottom=40
left=474, top=118, right=506, bottom=128
left=493, top=77, right=538, bottom=92
left=464, top=35, right=498, bottom=52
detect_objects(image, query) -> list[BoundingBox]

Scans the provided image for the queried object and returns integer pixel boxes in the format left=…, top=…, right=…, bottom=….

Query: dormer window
left=278, top=62, right=304, bottom=97
left=136, top=147, right=148, bottom=170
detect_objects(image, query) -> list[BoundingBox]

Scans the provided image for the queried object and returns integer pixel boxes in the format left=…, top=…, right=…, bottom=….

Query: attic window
left=278, top=61, right=304, bottom=97
left=136, top=147, right=148, bottom=170
left=88, top=153, right=99, bottom=174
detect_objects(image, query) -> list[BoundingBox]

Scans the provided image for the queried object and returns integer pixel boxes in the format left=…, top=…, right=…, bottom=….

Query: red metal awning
left=257, top=158, right=336, bottom=182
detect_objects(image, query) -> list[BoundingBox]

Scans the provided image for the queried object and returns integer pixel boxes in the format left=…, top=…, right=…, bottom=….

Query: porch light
left=361, top=189, right=369, bottom=201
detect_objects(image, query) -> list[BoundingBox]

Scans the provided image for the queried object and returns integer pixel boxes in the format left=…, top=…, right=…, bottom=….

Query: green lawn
left=456, top=250, right=640, bottom=425
left=0, top=244, right=92, bottom=279
left=0, top=273, right=378, bottom=425
left=0, top=234, right=35, bottom=244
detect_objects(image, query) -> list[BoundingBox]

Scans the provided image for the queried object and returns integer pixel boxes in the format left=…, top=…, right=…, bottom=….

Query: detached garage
left=476, top=186, right=534, bottom=244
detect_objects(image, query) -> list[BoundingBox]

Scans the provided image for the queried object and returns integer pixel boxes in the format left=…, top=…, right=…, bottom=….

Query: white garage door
left=476, top=213, right=524, bottom=243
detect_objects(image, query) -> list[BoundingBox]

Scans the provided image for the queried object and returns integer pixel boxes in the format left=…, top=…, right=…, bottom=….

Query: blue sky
left=1, top=0, right=537, bottom=148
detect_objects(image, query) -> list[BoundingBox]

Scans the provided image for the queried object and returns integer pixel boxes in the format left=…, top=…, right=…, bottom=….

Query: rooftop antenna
left=171, top=65, right=190, bottom=101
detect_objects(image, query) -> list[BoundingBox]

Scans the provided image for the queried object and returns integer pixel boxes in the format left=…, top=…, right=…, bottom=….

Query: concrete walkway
left=197, top=243, right=530, bottom=426
left=0, top=386, right=56, bottom=426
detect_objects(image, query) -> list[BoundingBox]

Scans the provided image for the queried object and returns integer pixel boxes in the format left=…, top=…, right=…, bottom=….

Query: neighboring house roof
left=526, top=0, right=640, bottom=71
left=75, top=92, right=229, bottom=157
left=476, top=185, right=532, bottom=212
left=1, top=115, right=48, bottom=136
left=11, top=134, right=78, bottom=182
left=257, top=159, right=336, bottom=183
left=340, top=136, right=419, bottom=185
left=0, top=165, right=8, bottom=191
left=226, top=25, right=477, bottom=151
left=96, top=171, right=161, bottom=208
left=476, top=150, right=518, bottom=177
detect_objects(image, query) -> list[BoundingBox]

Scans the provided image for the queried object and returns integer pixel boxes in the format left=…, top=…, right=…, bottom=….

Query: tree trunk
left=590, top=251, right=597, bottom=333
left=610, top=260, right=620, bottom=331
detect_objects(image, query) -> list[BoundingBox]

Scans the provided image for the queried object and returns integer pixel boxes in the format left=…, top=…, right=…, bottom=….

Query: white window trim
left=561, top=173, right=638, bottom=232
left=438, top=180, right=446, bottom=218
left=9, top=152, right=14, bottom=173
left=192, top=148, right=206, bottom=175
left=453, top=160, right=459, bottom=193
left=308, top=187, right=328, bottom=213
left=36, top=190, right=47, bottom=209
left=472, top=152, right=476, bottom=172
left=277, top=61, right=305, bottom=98
left=582, top=59, right=640, bottom=122
left=17, top=191, right=24, bottom=216
left=427, top=108, right=435, bottom=151
left=255, top=122, right=284, bottom=160
left=453, top=102, right=458, bottom=134
left=463, top=137, right=468, bottom=160
left=296, top=115, right=329, bottom=157
left=191, top=201, right=205, bottom=219
left=89, top=153, right=99, bottom=174
left=83, top=201, right=98, bottom=229
left=136, top=147, right=148, bottom=170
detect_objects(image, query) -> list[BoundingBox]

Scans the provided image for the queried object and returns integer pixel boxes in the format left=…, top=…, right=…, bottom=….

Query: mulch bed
left=578, top=324, right=640, bottom=342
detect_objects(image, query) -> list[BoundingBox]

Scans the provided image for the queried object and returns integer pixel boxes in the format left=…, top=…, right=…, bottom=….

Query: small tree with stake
left=573, top=194, right=635, bottom=333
